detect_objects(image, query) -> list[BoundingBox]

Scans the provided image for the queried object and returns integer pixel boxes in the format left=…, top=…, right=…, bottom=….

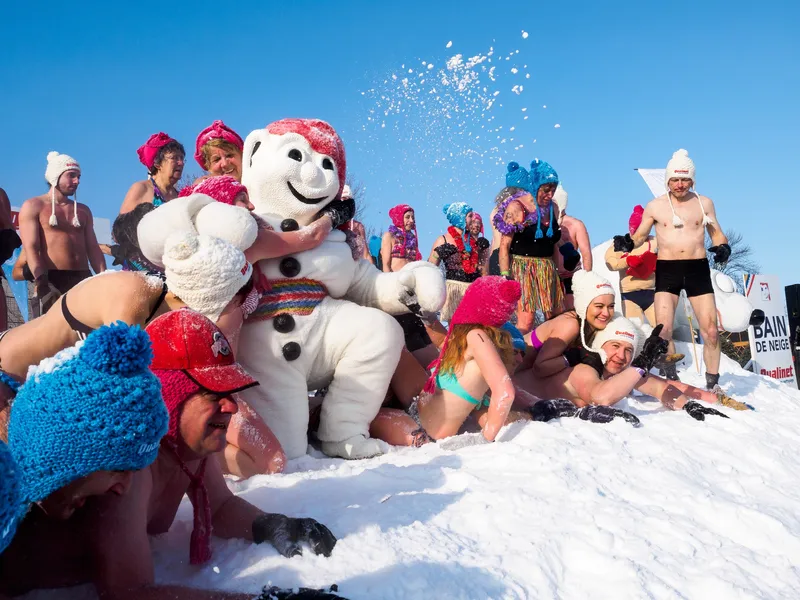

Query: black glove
left=708, top=243, right=731, bottom=265
left=559, top=242, right=581, bottom=272
left=574, top=405, right=641, bottom=427
left=321, top=197, right=356, bottom=229
left=109, top=244, right=127, bottom=267
left=477, top=237, right=490, bottom=251
left=0, top=229, right=21, bottom=264
left=563, top=347, right=583, bottom=367
left=613, top=234, right=634, bottom=253
left=683, top=400, right=730, bottom=421
left=529, top=398, right=578, bottom=421
left=256, top=585, right=347, bottom=600
left=631, top=324, right=669, bottom=372
left=252, top=514, right=337, bottom=558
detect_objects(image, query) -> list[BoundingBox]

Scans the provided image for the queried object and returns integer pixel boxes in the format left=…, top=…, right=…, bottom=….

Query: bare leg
left=370, top=408, right=429, bottom=447
left=637, top=374, right=718, bottom=410
left=475, top=407, right=532, bottom=429
left=688, top=293, right=720, bottom=375
left=390, top=348, right=429, bottom=409
left=623, top=298, right=644, bottom=322
left=222, top=397, right=286, bottom=478
left=654, top=291, right=680, bottom=355
left=644, top=301, right=657, bottom=328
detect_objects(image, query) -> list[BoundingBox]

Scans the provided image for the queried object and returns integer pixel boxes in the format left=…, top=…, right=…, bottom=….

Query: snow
left=25, top=350, right=800, bottom=599
left=522, top=31, right=529, bottom=39
left=446, top=41, right=452, bottom=48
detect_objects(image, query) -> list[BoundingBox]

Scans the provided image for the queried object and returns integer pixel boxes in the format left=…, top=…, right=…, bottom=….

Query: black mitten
left=321, top=197, right=356, bottom=229
left=252, top=514, right=337, bottom=558
left=574, top=405, right=641, bottom=427
left=683, top=401, right=730, bottom=421
left=559, top=242, right=581, bottom=272
left=613, top=234, right=635, bottom=253
left=477, top=237, right=490, bottom=251
left=529, top=398, right=578, bottom=422
left=0, top=229, right=21, bottom=264
left=256, top=584, right=346, bottom=600
left=563, top=347, right=583, bottom=367
left=708, top=243, right=731, bottom=265
left=631, top=324, right=669, bottom=372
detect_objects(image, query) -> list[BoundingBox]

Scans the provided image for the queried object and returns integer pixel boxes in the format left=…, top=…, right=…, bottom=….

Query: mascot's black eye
left=322, top=158, right=334, bottom=170
left=288, top=149, right=302, bottom=162
left=249, top=141, right=261, bottom=167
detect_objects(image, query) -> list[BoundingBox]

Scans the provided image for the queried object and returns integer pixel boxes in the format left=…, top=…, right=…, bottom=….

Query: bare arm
left=244, top=217, right=332, bottom=263
left=571, top=363, right=642, bottom=407
left=468, top=329, right=514, bottom=441
left=82, top=209, right=106, bottom=273
left=380, top=232, right=394, bottom=272
left=575, top=221, right=592, bottom=271
left=531, top=317, right=579, bottom=377
left=204, top=456, right=263, bottom=541
left=427, top=236, right=444, bottom=265
left=11, top=249, right=26, bottom=281
left=702, top=197, right=728, bottom=247
left=119, top=181, right=151, bottom=215
left=498, top=234, right=513, bottom=274
left=630, top=202, right=656, bottom=248
left=18, top=199, right=46, bottom=282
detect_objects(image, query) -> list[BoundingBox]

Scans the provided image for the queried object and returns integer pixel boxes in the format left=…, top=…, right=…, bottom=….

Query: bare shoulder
left=467, top=328, right=493, bottom=347
left=697, top=194, right=715, bottom=209
left=19, top=195, right=46, bottom=214
left=552, top=311, right=580, bottom=336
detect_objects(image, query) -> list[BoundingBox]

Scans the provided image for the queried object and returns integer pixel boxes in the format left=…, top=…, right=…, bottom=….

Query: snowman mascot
left=237, top=118, right=445, bottom=460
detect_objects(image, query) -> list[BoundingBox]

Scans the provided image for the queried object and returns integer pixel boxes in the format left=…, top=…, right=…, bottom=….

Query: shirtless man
left=614, top=149, right=730, bottom=389
left=514, top=316, right=748, bottom=423
left=18, top=151, right=105, bottom=317
left=0, top=322, right=169, bottom=595
left=3, top=310, right=338, bottom=599
left=553, top=185, right=592, bottom=310
left=0, top=187, right=22, bottom=330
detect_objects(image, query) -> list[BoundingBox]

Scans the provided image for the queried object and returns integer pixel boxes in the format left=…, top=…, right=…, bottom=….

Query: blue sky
left=1, top=0, right=798, bottom=286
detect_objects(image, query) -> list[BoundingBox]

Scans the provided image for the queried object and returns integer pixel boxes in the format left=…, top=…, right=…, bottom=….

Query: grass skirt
left=440, top=279, right=471, bottom=323
left=511, top=256, right=564, bottom=315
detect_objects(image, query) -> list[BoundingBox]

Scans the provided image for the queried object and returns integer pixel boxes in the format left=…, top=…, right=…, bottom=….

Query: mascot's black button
left=280, top=219, right=299, bottom=232
left=274, top=314, right=295, bottom=333
left=279, top=257, right=301, bottom=278
left=282, top=342, right=301, bottom=361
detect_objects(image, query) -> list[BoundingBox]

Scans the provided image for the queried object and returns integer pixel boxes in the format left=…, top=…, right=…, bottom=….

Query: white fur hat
left=553, top=184, right=568, bottom=216
left=665, top=149, right=695, bottom=185
left=591, top=315, right=641, bottom=364
left=163, top=232, right=253, bottom=322
left=572, top=270, right=616, bottom=352
left=44, top=151, right=81, bottom=228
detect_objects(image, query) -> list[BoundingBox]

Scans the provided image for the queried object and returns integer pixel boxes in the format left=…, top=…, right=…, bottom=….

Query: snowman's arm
left=343, top=258, right=408, bottom=313
left=244, top=217, right=333, bottom=263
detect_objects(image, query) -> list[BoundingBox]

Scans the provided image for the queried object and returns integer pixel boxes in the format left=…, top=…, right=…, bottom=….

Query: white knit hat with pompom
left=44, top=151, right=81, bottom=228
left=664, top=149, right=712, bottom=227
left=590, top=315, right=641, bottom=364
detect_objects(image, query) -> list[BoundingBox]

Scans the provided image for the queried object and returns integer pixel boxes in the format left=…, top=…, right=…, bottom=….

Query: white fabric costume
left=237, top=119, right=445, bottom=460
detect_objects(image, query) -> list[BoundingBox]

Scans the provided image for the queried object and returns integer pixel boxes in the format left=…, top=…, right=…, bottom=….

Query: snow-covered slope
left=24, top=348, right=800, bottom=599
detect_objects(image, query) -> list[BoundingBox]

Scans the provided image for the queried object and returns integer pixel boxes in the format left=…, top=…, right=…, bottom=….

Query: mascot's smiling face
left=242, top=118, right=346, bottom=225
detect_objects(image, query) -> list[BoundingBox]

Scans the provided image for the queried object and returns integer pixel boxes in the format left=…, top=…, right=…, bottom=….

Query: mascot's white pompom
left=237, top=118, right=445, bottom=461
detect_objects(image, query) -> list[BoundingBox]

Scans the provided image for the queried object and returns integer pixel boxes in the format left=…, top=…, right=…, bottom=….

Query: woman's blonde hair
left=200, top=139, right=242, bottom=170
left=439, top=324, right=516, bottom=375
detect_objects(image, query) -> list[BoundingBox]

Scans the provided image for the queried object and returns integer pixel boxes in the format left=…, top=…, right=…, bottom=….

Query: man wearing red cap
left=70, top=309, right=337, bottom=599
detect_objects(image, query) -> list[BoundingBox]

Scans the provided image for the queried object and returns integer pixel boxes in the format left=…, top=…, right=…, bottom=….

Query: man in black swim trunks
left=18, top=151, right=105, bottom=317
left=613, top=149, right=730, bottom=390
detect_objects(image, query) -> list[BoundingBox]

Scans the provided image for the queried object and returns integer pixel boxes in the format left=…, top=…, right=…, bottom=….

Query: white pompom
left=702, top=215, right=714, bottom=226
left=48, top=213, right=58, bottom=227
left=165, top=232, right=198, bottom=261
left=47, top=151, right=59, bottom=161
left=673, top=149, right=689, bottom=158
left=672, top=214, right=683, bottom=227
left=71, top=215, right=81, bottom=228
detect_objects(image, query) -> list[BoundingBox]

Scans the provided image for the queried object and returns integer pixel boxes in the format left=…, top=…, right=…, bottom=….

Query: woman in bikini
left=119, top=132, right=185, bottom=214
left=370, top=276, right=528, bottom=447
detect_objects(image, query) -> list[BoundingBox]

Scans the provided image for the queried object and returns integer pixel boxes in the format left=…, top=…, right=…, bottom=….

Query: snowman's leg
left=316, top=304, right=404, bottom=459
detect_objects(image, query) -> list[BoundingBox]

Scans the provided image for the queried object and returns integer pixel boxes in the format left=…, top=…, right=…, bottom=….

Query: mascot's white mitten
left=321, top=435, right=390, bottom=460
left=137, top=193, right=257, bottom=267
left=711, top=270, right=756, bottom=333
left=373, top=261, right=447, bottom=315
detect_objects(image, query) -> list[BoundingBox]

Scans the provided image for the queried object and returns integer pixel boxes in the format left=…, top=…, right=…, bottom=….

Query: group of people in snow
left=0, top=117, right=752, bottom=599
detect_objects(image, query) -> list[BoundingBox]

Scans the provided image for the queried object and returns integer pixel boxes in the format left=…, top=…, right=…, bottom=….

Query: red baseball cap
left=146, top=309, right=258, bottom=394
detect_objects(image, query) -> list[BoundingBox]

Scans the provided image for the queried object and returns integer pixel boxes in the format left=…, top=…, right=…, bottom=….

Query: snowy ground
left=24, top=343, right=800, bottom=599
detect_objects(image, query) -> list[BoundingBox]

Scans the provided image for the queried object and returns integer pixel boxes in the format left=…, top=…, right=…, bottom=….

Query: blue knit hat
left=501, top=322, right=526, bottom=352
left=442, top=202, right=473, bottom=231
left=529, top=159, right=559, bottom=199
left=505, top=161, right=532, bottom=192
left=0, top=442, right=23, bottom=554
left=9, top=322, right=168, bottom=506
left=368, top=234, right=382, bottom=259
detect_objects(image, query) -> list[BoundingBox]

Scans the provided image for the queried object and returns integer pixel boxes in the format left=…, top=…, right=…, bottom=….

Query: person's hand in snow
left=252, top=514, right=337, bottom=558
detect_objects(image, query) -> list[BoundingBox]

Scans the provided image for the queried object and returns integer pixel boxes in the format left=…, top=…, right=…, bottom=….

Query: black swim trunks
left=561, top=276, right=573, bottom=296
left=622, top=289, right=655, bottom=311
left=394, top=313, right=432, bottom=352
left=489, top=248, right=500, bottom=276
left=655, top=259, right=714, bottom=298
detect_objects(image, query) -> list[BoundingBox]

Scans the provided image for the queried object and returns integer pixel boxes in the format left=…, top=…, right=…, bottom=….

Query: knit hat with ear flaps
left=194, top=120, right=244, bottom=170
left=163, top=232, right=253, bottom=322
left=0, top=442, right=23, bottom=554
left=388, top=204, right=422, bottom=261
left=443, top=202, right=474, bottom=252
left=664, top=149, right=712, bottom=227
left=590, top=315, right=642, bottom=364
left=45, top=151, right=81, bottom=228
left=571, top=270, right=616, bottom=352
left=505, top=162, right=531, bottom=192
left=9, top=322, right=168, bottom=507
left=529, top=159, right=559, bottom=239
left=179, top=176, right=248, bottom=207
left=424, top=277, right=521, bottom=394
left=553, top=184, right=568, bottom=216
left=629, top=205, right=645, bottom=236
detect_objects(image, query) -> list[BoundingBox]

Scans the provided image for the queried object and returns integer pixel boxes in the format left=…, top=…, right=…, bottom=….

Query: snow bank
left=24, top=350, right=800, bottom=599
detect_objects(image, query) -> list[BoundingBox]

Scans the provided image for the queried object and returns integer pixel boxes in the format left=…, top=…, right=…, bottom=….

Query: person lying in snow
left=514, top=315, right=752, bottom=424
left=0, top=322, right=169, bottom=596
left=370, top=276, right=531, bottom=446
left=5, top=310, right=338, bottom=600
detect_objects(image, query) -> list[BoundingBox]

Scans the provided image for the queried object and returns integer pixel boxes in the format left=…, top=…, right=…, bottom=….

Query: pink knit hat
left=194, top=120, right=244, bottom=169
left=389, top=204, right=413, bottom=229
left=424, top=276, right=521, bottom=393
left=179, top=176, right=248, bottom=206
left=628, top=205, right=644, bottom=236
left=472, top=212, right=484, bottom=234
left=137, top=132, right=176, bottom=170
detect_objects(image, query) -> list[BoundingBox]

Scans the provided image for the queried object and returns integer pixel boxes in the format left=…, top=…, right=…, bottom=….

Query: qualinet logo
left=674, top=169, right=690, bottom=174
left=616, top=331, right=635, bottom=338
left=137, top=441, right=159, bottom=455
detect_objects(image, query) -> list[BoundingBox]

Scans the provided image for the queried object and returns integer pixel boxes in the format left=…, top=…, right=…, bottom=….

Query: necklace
left=448, top=226, right=479, bottom=274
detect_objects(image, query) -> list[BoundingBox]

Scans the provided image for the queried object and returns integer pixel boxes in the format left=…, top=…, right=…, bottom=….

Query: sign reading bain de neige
left=745, top=274, right=797, bottom=387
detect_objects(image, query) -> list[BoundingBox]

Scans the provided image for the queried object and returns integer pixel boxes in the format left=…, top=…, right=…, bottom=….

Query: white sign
left=636, top=168, right=666, bottom=198
left=744, top=274, right=797, bottom=387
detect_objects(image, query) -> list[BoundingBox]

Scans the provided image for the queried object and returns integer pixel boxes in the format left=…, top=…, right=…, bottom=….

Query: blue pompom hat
left=529, top=159, right=560, bottom=239
left=9, top=322, right=169, bottom=506
left=505, top=161, right=532, bottom=192
left=0, top=441, right=23, bottom=554
left=443, top=202, right=475, bottom=252
left=501, top=322, right=526, bottom=352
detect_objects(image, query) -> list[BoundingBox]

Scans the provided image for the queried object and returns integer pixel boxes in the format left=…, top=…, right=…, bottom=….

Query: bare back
left=641, top=193, right=715, bottom=260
